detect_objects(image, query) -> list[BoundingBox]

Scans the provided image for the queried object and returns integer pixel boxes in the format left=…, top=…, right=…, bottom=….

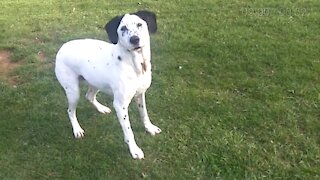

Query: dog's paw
left=96, top=104, right=112, bottom=114
left=129, top=145, right=144, bottom=159
left=73, top=127, right=85, bottom=138
left=145, top=124, right=162, bottom=136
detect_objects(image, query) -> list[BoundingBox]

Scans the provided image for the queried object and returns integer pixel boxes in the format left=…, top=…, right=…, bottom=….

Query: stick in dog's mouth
left=141, top=61, right=147, bottom=72
left=132, top=48, right=146, bottom=74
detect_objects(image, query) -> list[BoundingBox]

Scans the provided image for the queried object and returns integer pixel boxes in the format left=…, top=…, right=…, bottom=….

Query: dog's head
left=105, top=10, right=157, bottom=51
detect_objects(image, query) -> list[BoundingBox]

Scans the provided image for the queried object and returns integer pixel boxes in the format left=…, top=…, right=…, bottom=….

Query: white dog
left=55, top=11, right=161, bottom=159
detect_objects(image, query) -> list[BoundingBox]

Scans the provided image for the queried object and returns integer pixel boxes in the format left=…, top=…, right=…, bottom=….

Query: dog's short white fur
left=55, top=11, right=161, bottom=159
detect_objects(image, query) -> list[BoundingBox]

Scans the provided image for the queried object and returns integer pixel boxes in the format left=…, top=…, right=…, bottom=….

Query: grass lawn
left=0, top=0, right=319, bottom=179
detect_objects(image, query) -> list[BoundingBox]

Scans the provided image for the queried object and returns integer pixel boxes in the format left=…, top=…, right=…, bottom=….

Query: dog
left=55, top=11, right=161, bottom=159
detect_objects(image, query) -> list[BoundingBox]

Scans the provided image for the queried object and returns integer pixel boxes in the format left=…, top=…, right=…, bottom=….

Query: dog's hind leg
left=66, top=84, right=85, bottom=138
left=135, top=93, right=161, bottom=136
left=55, top=67, right=85, bottom=138
left=86, top=86, right=111, bottom=114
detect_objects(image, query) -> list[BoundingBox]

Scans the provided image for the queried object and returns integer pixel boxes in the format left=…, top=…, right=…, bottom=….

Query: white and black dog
left=55, top=11, right=161, bottom=159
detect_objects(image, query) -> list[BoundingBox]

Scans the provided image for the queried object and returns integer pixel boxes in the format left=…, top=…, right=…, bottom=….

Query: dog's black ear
left=133, top=10, right=157, bottom=34
left=105, top=15, right=124, bottom=44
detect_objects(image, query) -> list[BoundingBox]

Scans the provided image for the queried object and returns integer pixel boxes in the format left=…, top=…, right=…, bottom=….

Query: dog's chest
left=136, top=71, right=152, bottom=93
left=117, top=57, right=152, bottom=94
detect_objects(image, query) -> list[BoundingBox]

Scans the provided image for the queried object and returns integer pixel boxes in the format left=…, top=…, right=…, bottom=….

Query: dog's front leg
left=135, top=93, right=161, bottom=135
left=113, top=99, right=144, bottom=159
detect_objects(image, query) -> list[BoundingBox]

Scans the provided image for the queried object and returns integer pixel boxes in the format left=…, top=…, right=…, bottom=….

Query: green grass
left=0, top=0, right=320, bottom=179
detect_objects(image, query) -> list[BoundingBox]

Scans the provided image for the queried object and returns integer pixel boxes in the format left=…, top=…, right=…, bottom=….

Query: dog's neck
left=116, top=43, right=151, bottom=75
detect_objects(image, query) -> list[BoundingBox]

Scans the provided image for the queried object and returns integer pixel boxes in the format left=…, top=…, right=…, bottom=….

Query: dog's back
left=56, top=39, right=112, bottom=69
left=55, top=39, right=123, bottom=92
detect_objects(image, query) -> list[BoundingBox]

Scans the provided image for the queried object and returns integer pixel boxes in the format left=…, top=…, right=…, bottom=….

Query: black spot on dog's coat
left=118, top=56, right=122, bottom=61
left=78, top=76, right=85, bottom=81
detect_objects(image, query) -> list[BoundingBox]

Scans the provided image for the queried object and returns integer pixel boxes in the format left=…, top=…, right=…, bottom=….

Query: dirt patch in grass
left=37, top=51, right=46, bottom=62
left=0, top=50, right=20, bottom=85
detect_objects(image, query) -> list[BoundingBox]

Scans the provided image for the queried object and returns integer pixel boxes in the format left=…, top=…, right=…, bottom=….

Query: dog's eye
left=120, top=26, right=128, bottom=31
left=137, top=23, right=142, bottom=28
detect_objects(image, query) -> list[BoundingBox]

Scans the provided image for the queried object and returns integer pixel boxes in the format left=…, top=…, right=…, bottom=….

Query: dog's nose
left=130, top=36, right=140, bottom=45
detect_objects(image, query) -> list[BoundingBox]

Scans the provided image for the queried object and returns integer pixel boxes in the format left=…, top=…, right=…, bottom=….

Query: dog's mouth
left=133, top=46, right=142, bottom=51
